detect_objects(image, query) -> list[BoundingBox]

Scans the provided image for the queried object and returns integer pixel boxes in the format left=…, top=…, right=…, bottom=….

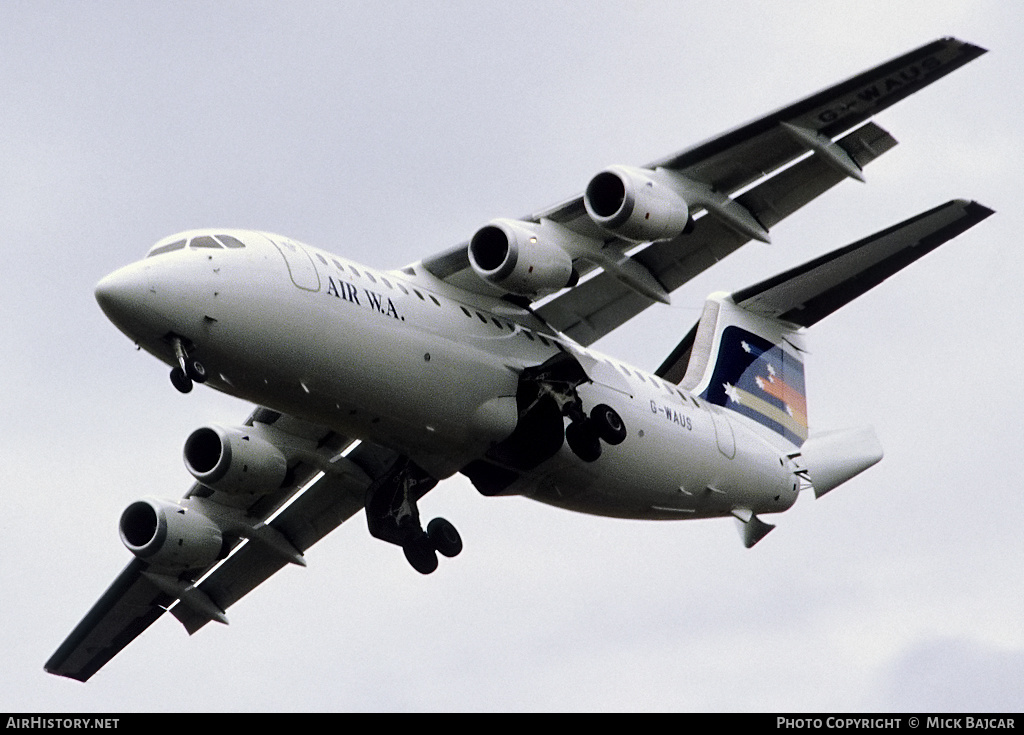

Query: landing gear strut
left=169, top=337, right=208, bottom=394
left=365, top=457, right=461, bottom=574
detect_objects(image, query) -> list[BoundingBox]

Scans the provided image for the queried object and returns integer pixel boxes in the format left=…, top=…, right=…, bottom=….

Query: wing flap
left=170, top=442, right=392, bottom=634
left=538, top=122, right=896, bottom=344
left=737, top=122, right=897, bottom=231
left=648, top=38, right=984, bottom=187
left=46, top=411, right=395, bottom=680
left=418, top=39, right=981, bottom=314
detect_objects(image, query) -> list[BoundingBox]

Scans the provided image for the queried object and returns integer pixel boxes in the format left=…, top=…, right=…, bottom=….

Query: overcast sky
left=2, top=0, right=1021, bottom=713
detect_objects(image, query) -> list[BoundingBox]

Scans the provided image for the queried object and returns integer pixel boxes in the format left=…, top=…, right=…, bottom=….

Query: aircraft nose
left=95, top=264, right=155, bottom=335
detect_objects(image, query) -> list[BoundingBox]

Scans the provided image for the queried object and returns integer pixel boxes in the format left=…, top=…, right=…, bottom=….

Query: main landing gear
left=365, top=457, right=462, bottom=574
left=463, top=355, right=629, bottom=496
left=492, top=353, right=628, bottom=467
left=468, top=354, right=629, bottom=500
left=169, top=337, right=208, bottom=394
left=564, top=402, right=628, bottom=463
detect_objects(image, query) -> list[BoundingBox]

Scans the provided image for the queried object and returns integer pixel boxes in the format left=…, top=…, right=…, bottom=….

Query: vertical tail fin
left=675, top=294, right=809, bottom=447
left=656, top=200, right=994, bottom=451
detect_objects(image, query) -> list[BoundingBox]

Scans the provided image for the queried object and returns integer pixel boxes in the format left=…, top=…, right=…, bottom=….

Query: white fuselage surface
left=97, top=229, right=795, bottom=523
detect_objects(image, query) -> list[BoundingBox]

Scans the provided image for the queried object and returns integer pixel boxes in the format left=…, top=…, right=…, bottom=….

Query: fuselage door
left=268, top=236, right=320, bottom=292
left=708, top=405, right=736, bottom=459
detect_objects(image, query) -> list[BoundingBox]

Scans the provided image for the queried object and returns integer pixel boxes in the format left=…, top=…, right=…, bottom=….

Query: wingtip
left=963, top=200, right=996, bottom=221
left=950, top=37, right=988, bottom=58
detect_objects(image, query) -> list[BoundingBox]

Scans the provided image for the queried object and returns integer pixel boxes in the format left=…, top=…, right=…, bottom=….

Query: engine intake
left=584, top=165, right=690, bottom=243
left=184, top=425, right=288, bottom=496
left=468, top=219, right=576, bottom=298
left=119, top=498, right=224, bottom=571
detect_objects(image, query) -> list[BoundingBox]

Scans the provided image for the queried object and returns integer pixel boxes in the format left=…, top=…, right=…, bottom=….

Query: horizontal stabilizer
left=799, top=426, right=884, bottom=498
left=733, top=200, right=994, bottom=327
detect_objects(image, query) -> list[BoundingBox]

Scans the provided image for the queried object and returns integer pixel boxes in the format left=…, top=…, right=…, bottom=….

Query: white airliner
left=47, top=38, right=991, bottom=681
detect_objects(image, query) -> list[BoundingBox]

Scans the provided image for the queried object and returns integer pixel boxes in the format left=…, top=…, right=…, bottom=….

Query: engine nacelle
left=119, top=498, right=224, bottom=571
left=584, top=165, right=690, bottom=243
left=183, top=425, right=288, bottom=496
left=468, top=219, right=576, bottom=298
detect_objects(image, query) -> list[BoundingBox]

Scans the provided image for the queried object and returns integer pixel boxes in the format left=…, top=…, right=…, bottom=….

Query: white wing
left=416, top=38, right=984, bottom=345
left=45, top=409, right=397, bottom=682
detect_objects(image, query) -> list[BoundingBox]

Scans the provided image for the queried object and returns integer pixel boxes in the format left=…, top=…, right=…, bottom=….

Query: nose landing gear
left=169, top=337, right=208, bottom=394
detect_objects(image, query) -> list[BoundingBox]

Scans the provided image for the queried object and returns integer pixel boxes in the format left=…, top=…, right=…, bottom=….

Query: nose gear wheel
left=169, top=337, right=208, bottom=394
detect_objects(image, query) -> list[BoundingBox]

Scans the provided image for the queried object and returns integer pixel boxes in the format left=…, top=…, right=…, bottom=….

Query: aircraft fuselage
left=96, top=230, right=797, bottom=523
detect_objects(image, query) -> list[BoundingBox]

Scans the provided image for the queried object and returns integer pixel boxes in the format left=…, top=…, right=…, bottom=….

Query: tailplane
left=657, top=199, right=993, bottom=495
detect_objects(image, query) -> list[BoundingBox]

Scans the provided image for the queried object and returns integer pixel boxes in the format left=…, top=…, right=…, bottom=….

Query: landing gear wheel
left=566, top=420, right=601, bottom=463
left=403, top=535, right=439, bottom=575
left=185, top=358, right=208, bottom=384
left=170, top=366, right=193, bottom=394
left=590, top=404, right=627, bottom=445
left=170, top=337, right=207, bottom=389
left=427, top=518, right=463, bottom=558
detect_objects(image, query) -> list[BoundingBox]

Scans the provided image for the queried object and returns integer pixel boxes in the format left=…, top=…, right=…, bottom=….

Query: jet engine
left=468, top=219, right=577, bottom=298
left=584, top=165, right=690, bottom=242
left=119, top=498, right=224, bottom=571
left=183, top=425, right=288, bottom=496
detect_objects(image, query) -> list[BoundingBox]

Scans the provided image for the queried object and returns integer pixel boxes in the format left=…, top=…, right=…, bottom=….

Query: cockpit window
left=215, top=234, right=246, bottom=249
left=189, top=235, right=222, bottom=249
left=147, top=239, right=187, bottom=257
left=146, top=233, right=247, bottom=257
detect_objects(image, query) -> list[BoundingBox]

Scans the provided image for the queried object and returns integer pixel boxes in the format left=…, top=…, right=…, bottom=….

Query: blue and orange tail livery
left=701, top=326, right=807, bottom=445
left=658, top=200, right=994, bottom=449
left=665, top=294, right=808, bottom=448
